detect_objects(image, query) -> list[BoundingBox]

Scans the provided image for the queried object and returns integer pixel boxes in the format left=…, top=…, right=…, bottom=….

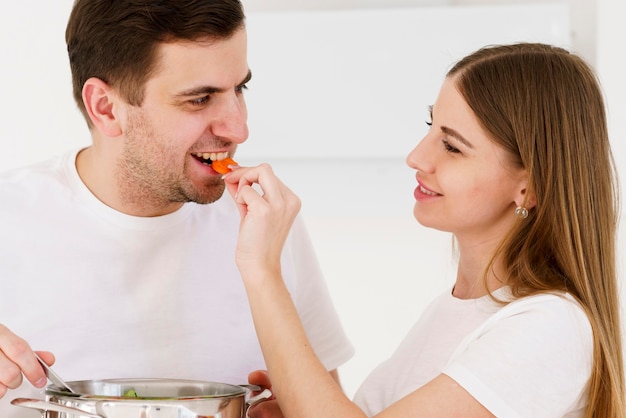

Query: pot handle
left=11, top=397, right=103, bottom=418
left=240, top=385, right=273, bottom=418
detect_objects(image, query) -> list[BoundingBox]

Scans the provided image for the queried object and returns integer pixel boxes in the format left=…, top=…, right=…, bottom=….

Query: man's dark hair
left=66, top=0, right=245, bottom=125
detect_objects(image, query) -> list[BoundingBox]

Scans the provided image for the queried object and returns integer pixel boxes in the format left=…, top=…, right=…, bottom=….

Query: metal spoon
left=34, top=353, right=75, bottom=393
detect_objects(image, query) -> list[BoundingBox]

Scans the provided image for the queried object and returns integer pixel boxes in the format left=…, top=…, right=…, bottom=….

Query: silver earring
left=515, top=206, right=529, bottom=219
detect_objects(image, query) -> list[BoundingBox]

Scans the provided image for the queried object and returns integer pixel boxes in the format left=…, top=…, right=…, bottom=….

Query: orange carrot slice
left=212, top=157, right=238, bottom=174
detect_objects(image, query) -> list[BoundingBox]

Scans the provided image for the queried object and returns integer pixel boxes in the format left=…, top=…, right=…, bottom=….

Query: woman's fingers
left=223, top=164, right=301, bottom=219
left=223, top=164, right=301, bottom=278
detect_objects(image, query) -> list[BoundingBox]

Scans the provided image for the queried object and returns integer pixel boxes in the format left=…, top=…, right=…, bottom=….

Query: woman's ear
left=518, top=187, right=537, bottom=210
left=82, top=77, right=123, bottom=137
left=515, top=172, right=537, bottom=210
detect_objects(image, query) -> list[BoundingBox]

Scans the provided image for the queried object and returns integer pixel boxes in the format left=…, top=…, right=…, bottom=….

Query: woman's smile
left=413, top=180, right=441, bottom=201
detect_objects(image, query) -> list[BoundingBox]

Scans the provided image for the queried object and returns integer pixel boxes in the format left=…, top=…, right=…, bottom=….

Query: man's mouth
left=192, top=151, right=229, bottom=165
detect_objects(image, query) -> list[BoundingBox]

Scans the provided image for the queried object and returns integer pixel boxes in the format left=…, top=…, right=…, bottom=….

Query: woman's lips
left=413, top=181, right=440, bottom=201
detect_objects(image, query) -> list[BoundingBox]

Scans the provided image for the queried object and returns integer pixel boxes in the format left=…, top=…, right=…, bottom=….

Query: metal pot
left=11, top=378, right=271, bottom=418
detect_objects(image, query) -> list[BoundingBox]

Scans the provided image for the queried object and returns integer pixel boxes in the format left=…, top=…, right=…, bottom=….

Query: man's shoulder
left=0, top=152, right=68, bottom=184
left=0, top=152, right=75, bottom=210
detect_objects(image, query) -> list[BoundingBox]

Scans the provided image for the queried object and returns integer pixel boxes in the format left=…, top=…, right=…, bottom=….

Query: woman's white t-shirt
left=353, top=288, right=592, bottom=417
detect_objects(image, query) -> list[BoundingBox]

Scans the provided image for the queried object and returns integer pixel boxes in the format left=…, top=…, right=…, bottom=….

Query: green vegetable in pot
left=123, top=389, right=139, bottom=397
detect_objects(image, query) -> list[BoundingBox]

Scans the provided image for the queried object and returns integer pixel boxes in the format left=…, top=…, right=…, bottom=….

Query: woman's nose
left=406, top=134, right=434, bottom=174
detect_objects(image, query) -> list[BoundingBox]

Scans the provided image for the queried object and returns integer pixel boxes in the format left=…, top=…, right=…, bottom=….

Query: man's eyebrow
left=441, top=126, right=474, bottom=149
left=174, top=70, right=252, bottom=98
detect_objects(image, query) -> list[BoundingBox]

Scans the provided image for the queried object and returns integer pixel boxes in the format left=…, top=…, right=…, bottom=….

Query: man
left=0, top=1, right=354, bottom=416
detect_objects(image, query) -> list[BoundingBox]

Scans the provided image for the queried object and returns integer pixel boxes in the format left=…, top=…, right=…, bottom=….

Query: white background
left=1, top=0, right=624, bottom=400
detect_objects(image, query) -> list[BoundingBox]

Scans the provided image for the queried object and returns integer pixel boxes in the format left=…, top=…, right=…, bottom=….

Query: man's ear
left=82, top=77, right=123, bottom=137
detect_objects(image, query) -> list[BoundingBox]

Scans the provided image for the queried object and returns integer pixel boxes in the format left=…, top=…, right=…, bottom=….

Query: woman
left=224, top=43, right=624, bottom=417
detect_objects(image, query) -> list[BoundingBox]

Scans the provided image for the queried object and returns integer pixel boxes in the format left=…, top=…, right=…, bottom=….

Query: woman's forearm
left=243, top=271, right=366, bottom=418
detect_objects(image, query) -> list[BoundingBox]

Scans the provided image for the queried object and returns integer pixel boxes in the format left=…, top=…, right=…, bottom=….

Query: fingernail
left=35, top=377, right=47, bottom=388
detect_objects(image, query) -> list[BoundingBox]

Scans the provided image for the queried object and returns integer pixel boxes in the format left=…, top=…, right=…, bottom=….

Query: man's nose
left=210, top=94, right=249, bottom=144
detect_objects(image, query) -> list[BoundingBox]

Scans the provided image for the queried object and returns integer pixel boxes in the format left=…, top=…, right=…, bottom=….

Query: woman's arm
left=223, top=164, right=364, bottom=417
left=223, top=164, right=494, bottom=418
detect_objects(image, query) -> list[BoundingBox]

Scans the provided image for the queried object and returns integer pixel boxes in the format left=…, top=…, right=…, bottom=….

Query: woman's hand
left=222, top=164, right=301, bottom=281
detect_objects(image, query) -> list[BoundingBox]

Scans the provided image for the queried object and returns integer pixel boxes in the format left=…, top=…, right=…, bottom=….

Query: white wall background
left=1, top=0, right=623, bottom=400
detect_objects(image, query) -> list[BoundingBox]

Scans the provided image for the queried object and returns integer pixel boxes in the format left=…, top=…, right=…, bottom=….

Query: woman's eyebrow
left=441, top=126, right=474, bottom=149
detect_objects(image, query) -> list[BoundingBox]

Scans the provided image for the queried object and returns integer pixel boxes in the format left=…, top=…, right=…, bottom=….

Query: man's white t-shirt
left=353, top=288, right=592, bottom=417
left=0, top=149, right=354, bottom=417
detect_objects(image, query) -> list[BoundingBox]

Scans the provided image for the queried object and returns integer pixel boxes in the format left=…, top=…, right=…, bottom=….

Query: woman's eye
left=426, top=105, right=433, bottom=127
left=442, top=139, right=461, bottom=154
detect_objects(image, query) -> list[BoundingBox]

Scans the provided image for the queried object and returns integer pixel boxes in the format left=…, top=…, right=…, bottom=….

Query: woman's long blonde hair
left=448, top=43, right=624, bottom=417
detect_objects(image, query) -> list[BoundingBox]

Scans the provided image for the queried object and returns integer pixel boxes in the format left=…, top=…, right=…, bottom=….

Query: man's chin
left=187, top=184, right=226, bottom=205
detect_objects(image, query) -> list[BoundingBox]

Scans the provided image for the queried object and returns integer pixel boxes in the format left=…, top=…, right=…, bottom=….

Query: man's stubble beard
left=116, top=110, right=227, bottom=211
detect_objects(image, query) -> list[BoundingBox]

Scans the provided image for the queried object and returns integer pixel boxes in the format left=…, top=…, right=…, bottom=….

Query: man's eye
left=235, top=84, right=249, bottom=94
left=190, top=96, right=210, bottom=106
left=442, top=139, right=461, bottom=154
